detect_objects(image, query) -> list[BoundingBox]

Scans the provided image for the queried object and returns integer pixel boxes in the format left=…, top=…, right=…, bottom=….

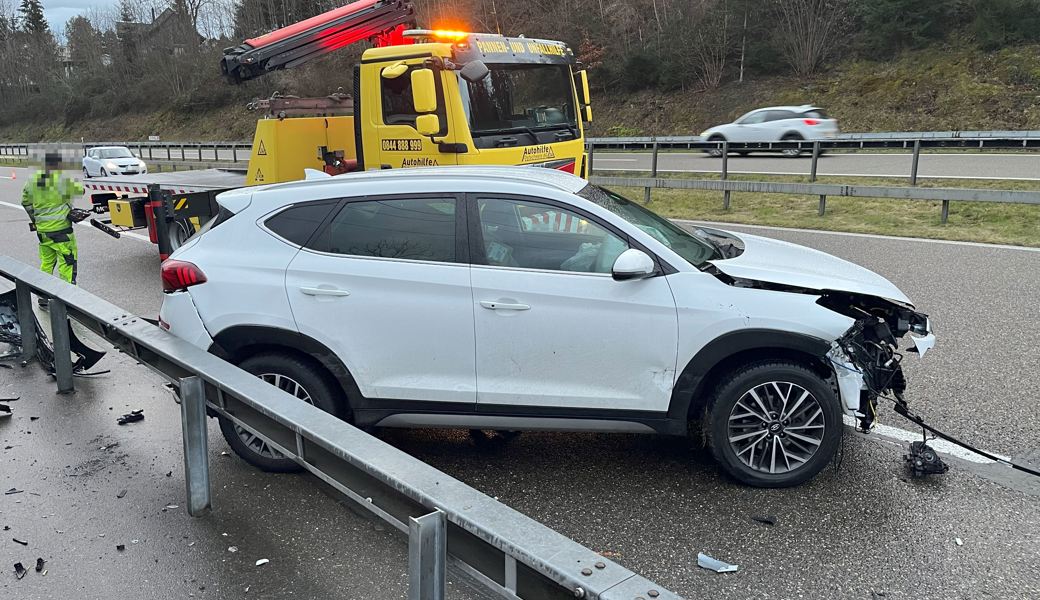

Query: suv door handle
left=300, top=286, right=350, bottom=297
left=479, top=300, right=529, bottom=311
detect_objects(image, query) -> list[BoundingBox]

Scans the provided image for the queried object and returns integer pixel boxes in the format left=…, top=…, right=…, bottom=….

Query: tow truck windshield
left=460, top=64, right=578, bottom=148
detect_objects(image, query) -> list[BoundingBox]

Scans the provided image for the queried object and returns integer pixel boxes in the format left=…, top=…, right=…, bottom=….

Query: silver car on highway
left=700, top=105, right=839, bottom=157
left=82, top=146, right=148, bottom=177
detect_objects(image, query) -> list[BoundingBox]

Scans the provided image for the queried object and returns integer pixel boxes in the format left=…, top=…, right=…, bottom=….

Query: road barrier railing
left=588, top=131, right=1040, bottom=150
left=0, top=254, right=683, bottom=600
left=589, top=175, right=1040, bottom=223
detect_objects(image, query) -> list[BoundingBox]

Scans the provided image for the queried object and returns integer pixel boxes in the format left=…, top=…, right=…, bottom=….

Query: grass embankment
left=603, top=173, right=1040, bottom=247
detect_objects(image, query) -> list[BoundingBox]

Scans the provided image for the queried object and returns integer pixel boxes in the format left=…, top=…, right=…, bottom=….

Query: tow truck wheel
left=704, top=360, right=841, bottom=488
left=219, top=353, right=345, bottom=473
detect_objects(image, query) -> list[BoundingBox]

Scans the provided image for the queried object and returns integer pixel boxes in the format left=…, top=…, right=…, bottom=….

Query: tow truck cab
left=245, top=30, right=594, bottom=185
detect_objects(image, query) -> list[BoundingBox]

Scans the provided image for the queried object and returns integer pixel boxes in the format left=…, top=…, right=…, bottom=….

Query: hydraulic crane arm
left=221, top=0, right=416, bottom=84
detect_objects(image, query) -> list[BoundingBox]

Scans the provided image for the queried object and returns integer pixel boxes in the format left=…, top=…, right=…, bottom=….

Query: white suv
left=159, top=167, right=934, bottom=487
left=700, top=105, right=840, bottom=157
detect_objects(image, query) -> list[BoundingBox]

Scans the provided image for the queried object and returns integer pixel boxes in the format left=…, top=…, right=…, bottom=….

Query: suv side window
left=738, top=111, right=768, bottom=125
left=476, top=197, right=628, bottom=274
left=309, top=197, right=457, bottom=263
left=264, top=200, right=339, bottom=247
left=766, top=110, right=796, bottom=121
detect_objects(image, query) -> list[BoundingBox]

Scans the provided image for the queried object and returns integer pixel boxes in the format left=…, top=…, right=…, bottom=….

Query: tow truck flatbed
left=82, top=168, right=247, bottom=196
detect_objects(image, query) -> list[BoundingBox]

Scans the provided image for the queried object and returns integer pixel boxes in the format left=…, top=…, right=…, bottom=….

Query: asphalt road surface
left=2, top=167, right=1039, bottom=599
left=593, top=151, right=1040, bottom=181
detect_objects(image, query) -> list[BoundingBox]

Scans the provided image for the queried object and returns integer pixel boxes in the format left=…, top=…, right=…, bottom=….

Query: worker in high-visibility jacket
left=22, top=153, right=84, bottom=305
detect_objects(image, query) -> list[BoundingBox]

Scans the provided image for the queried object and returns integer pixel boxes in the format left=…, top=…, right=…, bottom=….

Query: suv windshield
left=460, top=64, right=577, bottom=143
left=99, top=148, right=134, bottom=159
left=578, top=186, right=719, bottom=267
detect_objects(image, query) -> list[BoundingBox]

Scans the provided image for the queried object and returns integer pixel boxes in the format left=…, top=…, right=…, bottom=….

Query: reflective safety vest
left=22, top=171, right=84, bottom=234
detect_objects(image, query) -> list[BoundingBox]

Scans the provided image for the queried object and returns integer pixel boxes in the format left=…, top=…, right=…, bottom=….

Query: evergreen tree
left=17, top=0, right=47, bottom=36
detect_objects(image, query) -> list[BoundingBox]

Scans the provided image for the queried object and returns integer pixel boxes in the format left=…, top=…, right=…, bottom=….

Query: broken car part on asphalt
left=697, top=553, right=739, bottom=573
left=117, top=410, right=144, bottom=425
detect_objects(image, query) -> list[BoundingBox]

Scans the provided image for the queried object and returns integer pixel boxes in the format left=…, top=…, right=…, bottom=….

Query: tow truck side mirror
left=415, top=114, right=441, bottom=137
left=575, top=70, right=593, bottom=123
left=460, top=60, right=490, bottom=83
left=381, top=61, right=409, bottom=79
left=411, top=69, right=438, bottom=114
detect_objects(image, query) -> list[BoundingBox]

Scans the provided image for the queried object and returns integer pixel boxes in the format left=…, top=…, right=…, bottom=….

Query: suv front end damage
left=818, top=291, right=934, bottom=431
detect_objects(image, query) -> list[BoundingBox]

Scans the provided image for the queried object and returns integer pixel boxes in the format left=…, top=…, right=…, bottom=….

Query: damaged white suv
left=159, top=166, right=935, bottom=487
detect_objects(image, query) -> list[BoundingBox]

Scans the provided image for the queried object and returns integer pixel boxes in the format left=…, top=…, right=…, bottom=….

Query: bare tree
left=691, top=0, right=730, bottom=90
left=772, top=0, right=850, bottom=77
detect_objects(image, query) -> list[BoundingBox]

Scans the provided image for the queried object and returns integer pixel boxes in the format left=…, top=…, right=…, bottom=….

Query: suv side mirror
left=611, top=248, right=655, bottom=281
left=460, top=60, right=490, bottom=83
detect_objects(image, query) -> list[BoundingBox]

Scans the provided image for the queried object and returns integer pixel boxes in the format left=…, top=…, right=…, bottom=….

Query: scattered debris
left=117, top=410, right=144, bottom=425
left=165, top=471, right=172, bottom=477
left=116, top=489, right=127, bottom=499
left=116, top=544, right=126, bottom=552
left=228, top=546, right=238, bottom=553
left=220, top=451, right=229, bottom=456
left=255, top=559, right=269, bottom=567
left=751, top=515, right=777, bottom=526
left=4, top=488, right=22, bottom=495
left=34, top=558, right=44, bottom=573
left=165, top=504, right=179, bottom=510
left=2, top=526, right=8, bottom=531
left=29, top=416, right=38, bottom=421
left=697, top=552, right=739, bottom=573
left=955, top=538, right=964, bottom=546
left=13, top=562, right=26, bottom=580
left=12, top=538, right=28, bottom=546
left=0, top=404, right=10, bottom=419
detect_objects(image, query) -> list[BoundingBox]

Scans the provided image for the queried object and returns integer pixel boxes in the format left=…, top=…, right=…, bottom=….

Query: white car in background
left=158, top=166, right=933, bottom=488
left=700, top=106, right=839, bottom=157
left=82, top=146, right=147, bottom=177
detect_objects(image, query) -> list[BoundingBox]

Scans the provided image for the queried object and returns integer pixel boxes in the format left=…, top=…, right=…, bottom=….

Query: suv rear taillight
left=161, top=259, right=207, bottom=292
left=803, top=119, right=820, bottom=126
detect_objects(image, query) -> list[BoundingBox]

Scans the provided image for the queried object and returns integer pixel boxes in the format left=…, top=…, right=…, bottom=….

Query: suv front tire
left=705, top=360, right=841, bottom=488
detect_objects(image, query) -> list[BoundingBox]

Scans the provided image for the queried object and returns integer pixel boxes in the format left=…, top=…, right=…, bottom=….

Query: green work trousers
left=39, top=233, right=78, bottom=285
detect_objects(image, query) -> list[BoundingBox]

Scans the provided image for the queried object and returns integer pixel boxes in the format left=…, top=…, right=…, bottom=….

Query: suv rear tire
left=219, top=353, right=345, bottom=473
left=704, top=360, right=840, bottom=488
left=780, top=134, right=804, bottom=157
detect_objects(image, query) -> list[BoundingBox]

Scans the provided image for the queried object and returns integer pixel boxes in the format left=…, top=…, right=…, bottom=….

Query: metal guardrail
left=588, top=131, right=1040, bottom=150
left=590, top=175, right=1040, bottom=223
left=0, top=143, right=30, bottom=157
left=84, top=141, right=253, bottom=164
left=0, top=254, right=682, bottom=600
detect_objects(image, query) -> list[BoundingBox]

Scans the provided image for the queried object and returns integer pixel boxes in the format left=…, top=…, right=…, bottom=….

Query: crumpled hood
left=708, top=231, right=912, bottom=305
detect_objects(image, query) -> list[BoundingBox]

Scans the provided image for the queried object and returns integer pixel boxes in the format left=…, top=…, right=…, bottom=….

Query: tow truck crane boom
left=220, top=0, right=415, bottom=83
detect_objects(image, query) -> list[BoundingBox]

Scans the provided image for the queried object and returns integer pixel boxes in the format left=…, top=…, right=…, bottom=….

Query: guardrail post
left=941, top=199, right=950, bottom=224
left=232, top=144, right=237, bottom=162
left=810, top=141, right=821, bottom=182
left=15, top=281, right=36, bottom=362
left=722, top=141, right=731, bottom=210
left=180, top=144, right=185, bottom=161
left=166, top=145, right=171, bottom=161
left=818, top=195, right=827, bottom=216
left=409, top=509, right=446, bottom=600
left=179, top=376, right=211, bottom=516
left=910, top=140, right=921, bottom=186
left=49, top=299, right=74, bottom=394
left=644, top=140, right=659, bottom=204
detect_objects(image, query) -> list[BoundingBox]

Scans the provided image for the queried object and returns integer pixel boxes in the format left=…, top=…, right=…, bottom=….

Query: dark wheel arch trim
left=668, top=329, right=832, bottom=425
left=208, top=325, right=363, bottom=408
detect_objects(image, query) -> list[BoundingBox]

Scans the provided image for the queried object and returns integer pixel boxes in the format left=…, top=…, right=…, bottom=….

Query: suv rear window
left=264, top=201, right=338, bottom=246
left=803, top=109, right=829, bottom=119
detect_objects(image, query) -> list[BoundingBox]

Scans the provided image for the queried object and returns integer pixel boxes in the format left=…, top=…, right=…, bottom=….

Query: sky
left=40, top=0, right=116, bottom=36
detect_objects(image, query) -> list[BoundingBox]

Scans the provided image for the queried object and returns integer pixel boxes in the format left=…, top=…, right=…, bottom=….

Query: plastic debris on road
left=255, top=559, right=269, bottom=566
left=117, top=410, right=145, bottom=425
left=4, top=488, right=23, bottom=495
left=34, top=558, right=45, bottom=572
left=228, top=546, right=238, bottom=553
left=0, top=404, right=11, bottom=419
left=697, top=552, right=739, bottom=573
left=13, top=562, right=27, bottom=580
left=751, top=515, right=777, bottom=526
left=12, top=538, right=28, bottom=546
left=955, top=538, right=964, bottom=546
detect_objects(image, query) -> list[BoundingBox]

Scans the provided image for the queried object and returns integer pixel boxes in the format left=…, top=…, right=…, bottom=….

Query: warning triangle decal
left=255, top=168, right=264, bottom=182
left=257, top=140, right=267, bottom=155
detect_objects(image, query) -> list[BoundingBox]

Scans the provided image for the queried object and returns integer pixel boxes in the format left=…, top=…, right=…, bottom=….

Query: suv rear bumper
left=159, top=291, right=213, bottom=349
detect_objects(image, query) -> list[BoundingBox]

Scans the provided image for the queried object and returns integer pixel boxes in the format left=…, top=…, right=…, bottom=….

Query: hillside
left=2, top=43, right=1039, bottom=142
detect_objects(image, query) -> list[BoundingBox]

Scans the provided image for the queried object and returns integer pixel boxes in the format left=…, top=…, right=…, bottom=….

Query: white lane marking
left=841, top=415, right=1011, bottom=464
left=679, top=219, right=1040, bottom=253
left=595, top=158, right=638, bottom=162
left=0, top=200, right=153, bottom=243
